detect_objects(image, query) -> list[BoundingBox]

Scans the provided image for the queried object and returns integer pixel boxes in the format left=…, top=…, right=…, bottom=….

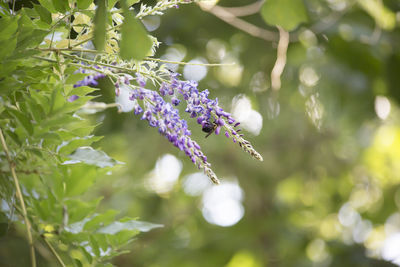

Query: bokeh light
left=231, top=95, right=263, bottom=135
left=201, top=180, right=244, bottom=227
left=145, top=154, right=182, bottom=195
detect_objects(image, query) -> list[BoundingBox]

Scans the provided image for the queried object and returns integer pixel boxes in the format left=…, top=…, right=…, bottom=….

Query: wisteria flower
left=128, top=77, right=220, bottom=184
left=160, top=72, right=263, bottom=161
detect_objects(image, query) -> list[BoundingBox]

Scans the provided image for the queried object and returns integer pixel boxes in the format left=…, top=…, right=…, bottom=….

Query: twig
left=205, top=2, right=354, bottom=43
left=145, top=57, right=234, bottom=66
left=36, top=47, right=107, bottom=54
left=271, top=26, right=289, bottom=91
left=205, top=4, right=278, bottom=42
left=220, top=0, right=264, bottom=17
left=0, top=128, right=36, bottom=267
left=42, top=237, right=66, bottom=267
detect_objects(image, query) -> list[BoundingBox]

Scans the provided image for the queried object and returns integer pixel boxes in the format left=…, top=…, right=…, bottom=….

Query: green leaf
left=62, top=146, right=124, bottom=168
left=50, top=87, right=66, bottom=113
left=93, top=0, right=107, bottom=51
left=108, top=0, right=118, bottom=9
left=261, top=0, right=308, bottom=31
left=74, top=259, right=83, bottom=267
left=66, top=85, right=99, bottom=97
left=127, top=0, right=140, bottom=5
left=24, top=95, right=45, bottom=123
left=7, top=108, right=34, bottom=135
left=16, top=29, right=49, bottom=51
left=33, top=4, right=52, bottom=24
left=0, top=17, right=18, bottom=42
left=0, top=37, right=17, bottom=61
left=16, top=14, right=34, bottom=45
left=57, top=135, right=103, bottom=155
left=97, top=220, right=163, bottom=234
left=80, top=246, right=93, bottom=264
left=38, top=0, right=57, bottom=13
left=84, top=210, right=119, bottom=230
left=65, top=217, right=92, bottom=234
left=30, top=90, right=50, bottom=114
left=89, top=235, right=101, bottom=257
left=65, top=72, right=88, bottom=86
left=120, top=0, right=152, bottom=61
left=77, top=0, right=93, bottom=9
left=65, top=198, right=102, bottom=223
left=63, top=164, right=98, bottom=196
left=52, top=0, right=70, bottom=13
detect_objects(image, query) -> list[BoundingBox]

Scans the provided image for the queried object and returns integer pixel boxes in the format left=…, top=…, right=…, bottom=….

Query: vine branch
left=204, top=4, right=278, bottom=42
left=0, top=128, right=36, bottom=267
left=220, top=0, right=264, bottom=17
left=271, top=26, right=289, bottom=91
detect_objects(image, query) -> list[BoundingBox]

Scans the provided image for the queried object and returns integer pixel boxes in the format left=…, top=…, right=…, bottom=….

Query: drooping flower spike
left=73, top=63, right=262, bottom=184
left=123, top=72, right=262, bottom=183
left=128, top=76, right=220, bottom=184
left=161, top=72, right=263, bottom=162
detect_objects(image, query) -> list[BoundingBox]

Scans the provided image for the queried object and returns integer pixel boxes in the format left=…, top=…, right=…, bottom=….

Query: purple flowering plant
left=72, top=63, right=262, bottom=184
left=103, top=67, right=263, bottom=184
left=52, top=0, right=263, bottom=184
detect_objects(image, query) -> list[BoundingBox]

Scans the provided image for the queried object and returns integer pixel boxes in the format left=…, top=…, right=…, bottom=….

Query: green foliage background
left=1, top=0, right=400, bottom=266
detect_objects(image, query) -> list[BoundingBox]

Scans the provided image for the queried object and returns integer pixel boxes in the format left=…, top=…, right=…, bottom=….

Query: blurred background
left=89, top=0, right=400, bottom=266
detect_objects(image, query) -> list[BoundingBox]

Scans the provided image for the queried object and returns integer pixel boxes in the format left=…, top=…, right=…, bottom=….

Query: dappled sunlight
left=160, top=44, right=187, bottom=71
left=183, top=58, right=208, bottom=81
left=231, top=95, right=263, bottom=135
left=201, top=180, right=244, bottom=227
left=206, top=39, right=227, bottom=62
left=363, top=125, right=400, bottom=186
left=306, top=239, right=331, bottom=264
left=305, top=94, right=324, bottom=130
left=145, top=154, right=182, bottom=195
left=182, top=172, right=211, bottom=196
left=226, top=251, right=262, bottom=267
left=299, top=66, right=319, bottom=87
left=375, top=96, right=391, bottom=120
left=382, top=233, right=400, bottom=266
left=216, top=54, right=243, bottom=87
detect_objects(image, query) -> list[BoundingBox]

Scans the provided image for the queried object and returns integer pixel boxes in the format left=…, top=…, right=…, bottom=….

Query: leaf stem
left=0, top=128, right=36, bottom=267
left=60, top=52, right=138, bottom=73
left=36, top=48, right=233, bottom=67
left=42, top=237, right=66, bottom=267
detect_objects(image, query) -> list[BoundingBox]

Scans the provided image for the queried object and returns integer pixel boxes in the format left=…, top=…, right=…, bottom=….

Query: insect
left=202, top=121, right=217, bottom=138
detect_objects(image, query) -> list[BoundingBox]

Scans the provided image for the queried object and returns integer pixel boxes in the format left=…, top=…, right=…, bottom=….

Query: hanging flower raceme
left=73, top=66, right=106, bottom=88
left=161, top=73, right=263, bottom=162
left=106, top=70, right=262, bottom=184
left=71, top=63, right=263, bottom=184
left=128, top=76, right=220, bottom=184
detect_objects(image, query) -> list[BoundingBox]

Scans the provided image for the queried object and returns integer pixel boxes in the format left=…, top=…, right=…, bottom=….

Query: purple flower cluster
left=73, top=67, right=106, bottom=88
left=160, top=73, right=242, bottom=141
left=115, top=74, right=134, bottom=96
left=121, top=72, right=262, bottom=183
left=164, top=73, right=263, bottom=162
left=69, top=67, right=106, bottom=102
left=128, top=75, right=219, bottom=184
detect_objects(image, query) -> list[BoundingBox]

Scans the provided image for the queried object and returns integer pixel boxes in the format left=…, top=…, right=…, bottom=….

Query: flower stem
left=145, top=57, right=234, bottom=67
left=0, top=128, right=36, bottom=267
